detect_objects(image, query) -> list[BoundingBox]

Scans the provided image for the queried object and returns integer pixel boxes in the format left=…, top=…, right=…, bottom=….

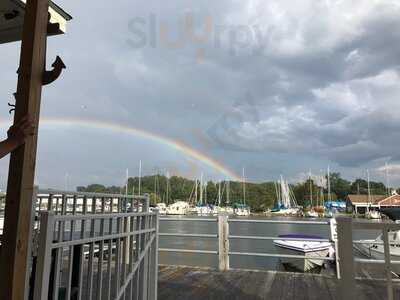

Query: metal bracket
left=42, top=56, right=66, bottom=85
left=8, top=93, right=17, bottom=114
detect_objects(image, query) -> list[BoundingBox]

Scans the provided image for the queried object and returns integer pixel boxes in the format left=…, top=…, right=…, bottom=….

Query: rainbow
left=0, top=117, right=241, bottom=181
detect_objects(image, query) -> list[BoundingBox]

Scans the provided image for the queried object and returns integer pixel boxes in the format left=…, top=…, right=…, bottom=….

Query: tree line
left=77, top=172, right=393, bottom=212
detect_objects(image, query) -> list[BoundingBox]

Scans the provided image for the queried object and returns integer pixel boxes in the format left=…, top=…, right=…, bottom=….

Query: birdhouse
left=0, top=0, right=71, bottom=44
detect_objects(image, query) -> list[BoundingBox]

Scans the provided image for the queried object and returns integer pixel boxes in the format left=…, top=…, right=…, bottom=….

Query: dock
left=158, top=265, right=400, bottom=300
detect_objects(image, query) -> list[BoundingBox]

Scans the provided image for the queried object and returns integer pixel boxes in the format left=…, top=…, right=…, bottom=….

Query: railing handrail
left=159, top=217, right=217, bottom=222
left=53, top=211, right=156, bottom=221
left=352, top=220, right=400, bottom=231
left=37, top=188, right=149, bottom=199
left=228, top=218, right=330, bottom=225
left=158, top=215, right=335, bottom=272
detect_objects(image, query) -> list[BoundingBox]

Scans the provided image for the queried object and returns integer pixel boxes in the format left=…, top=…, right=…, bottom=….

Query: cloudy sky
left=1, top=0, right=400, bottom=190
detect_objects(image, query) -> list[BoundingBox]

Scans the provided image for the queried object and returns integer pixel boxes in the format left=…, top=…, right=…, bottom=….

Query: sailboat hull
left=275, top=246, right=330, bottom=271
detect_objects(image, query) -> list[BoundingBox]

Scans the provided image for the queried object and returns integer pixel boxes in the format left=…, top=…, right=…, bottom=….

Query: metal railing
left=0, top=188, right=153, bottom=300
left=33, top=210, right=159, bottom=300
left=159, top=215, right=335, bottom=273
left=36, top=189, right=149, bottom=215
left=336, top=217, right=400, bottom=300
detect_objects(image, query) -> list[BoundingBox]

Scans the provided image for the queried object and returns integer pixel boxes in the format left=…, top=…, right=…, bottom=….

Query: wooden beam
left=0, top=0, right=49, bottom=299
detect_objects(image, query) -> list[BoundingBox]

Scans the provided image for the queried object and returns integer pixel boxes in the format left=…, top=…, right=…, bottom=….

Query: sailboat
left=234, top=168, right=250, bottom=216
left=305, top=171, right=319, bottom=218
left=220, top=180, right=234, bottom=215
left=211, top=181, right=222, bottom=215
left=354, top=208, right=400, bottom=274
left=271, top=176, right=301, bottom=216
left=195, top=173, right=212, bottom=215
left=364, top=170, right=381, bottom=219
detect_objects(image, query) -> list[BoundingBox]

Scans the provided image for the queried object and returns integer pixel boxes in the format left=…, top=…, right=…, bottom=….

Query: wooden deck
left=158, top=265, right=400, bottom=300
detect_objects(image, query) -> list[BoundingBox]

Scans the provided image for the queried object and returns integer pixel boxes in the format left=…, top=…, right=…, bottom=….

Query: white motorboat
left=234, top=205, right=250, bottom=216
left=154, top=203, right=167, bottom=215
left=365, top=210, right=381, bottom=219
left=354, top=231, right=400, bottom=262
left=274, top=234, right=333, bottom=272
left=166, top=201, right=189, bottom=215
left=196, top=204, right=212, bottom=216
left=305, top=210, right=319, bottom=218
left=354, top=208, right=400, bottom=273
left=220, top=206, right=234, bottom=215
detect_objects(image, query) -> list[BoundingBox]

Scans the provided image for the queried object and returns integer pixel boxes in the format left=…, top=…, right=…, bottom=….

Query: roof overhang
left=0, top=0, right=72, bottom=44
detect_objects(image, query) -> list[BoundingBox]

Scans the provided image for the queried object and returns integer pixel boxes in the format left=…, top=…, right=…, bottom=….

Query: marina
left=0, top=1, right=399, bottom=298
left=0, top=190, right=399, bottom=299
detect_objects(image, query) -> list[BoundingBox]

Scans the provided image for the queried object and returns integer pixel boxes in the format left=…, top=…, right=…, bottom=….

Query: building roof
left=378, top=194, right=400, bottom=206
left=0, top=0, right=72, bottom=44
left=346, top=194, right=386, bottom=204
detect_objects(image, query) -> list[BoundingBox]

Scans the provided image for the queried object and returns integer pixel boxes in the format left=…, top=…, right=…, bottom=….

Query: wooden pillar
left=0, top=0, right=49, bottom=299
left=336, top=217, right=356, bottom=300
left=218, top=214, right=229, bottom=271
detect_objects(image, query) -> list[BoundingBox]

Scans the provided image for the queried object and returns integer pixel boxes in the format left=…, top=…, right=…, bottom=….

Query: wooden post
left=383, top=226, right=394, bottom=300
left=0, top=0, right=49, bottom=298
left=336, top=217, right=356, bottom=300
left=218, top=214, right=229, bottom=271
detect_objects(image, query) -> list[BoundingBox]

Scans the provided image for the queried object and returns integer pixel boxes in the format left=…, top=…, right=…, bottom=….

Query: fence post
left=144, top=194, right=150, bottom=212
left=148, top=212, right=159, bottom=300
left=33, top=211, right=55, bottom=300
left=139, top=207, right=150, bottom=300
left=336, top=217, right=356, bottom=300
left=329, top=218, right=341, bottom=279
left=218, top=214, right=229, bottom=271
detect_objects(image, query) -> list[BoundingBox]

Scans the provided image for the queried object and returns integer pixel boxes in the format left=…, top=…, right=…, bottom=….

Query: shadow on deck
left=158, top=265, right=400, bottom=300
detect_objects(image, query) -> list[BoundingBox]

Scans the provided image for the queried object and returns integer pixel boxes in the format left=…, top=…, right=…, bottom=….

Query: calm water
left=159, top=215, right=380, bottom=271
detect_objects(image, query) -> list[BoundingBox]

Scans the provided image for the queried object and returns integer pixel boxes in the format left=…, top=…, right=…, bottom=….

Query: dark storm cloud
left=208, top=1, right=400, bottom=171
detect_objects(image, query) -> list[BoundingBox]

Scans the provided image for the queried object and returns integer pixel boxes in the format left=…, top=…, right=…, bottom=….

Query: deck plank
left=158, top=266, right=398, bottom=300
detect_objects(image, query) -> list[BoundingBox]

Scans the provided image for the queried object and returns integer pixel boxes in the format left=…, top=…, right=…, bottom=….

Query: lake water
left=158, top=215, right=380, bottom=271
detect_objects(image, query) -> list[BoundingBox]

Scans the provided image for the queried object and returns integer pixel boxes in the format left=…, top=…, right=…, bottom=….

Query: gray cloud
left=1, top=0, right=400, bottom=188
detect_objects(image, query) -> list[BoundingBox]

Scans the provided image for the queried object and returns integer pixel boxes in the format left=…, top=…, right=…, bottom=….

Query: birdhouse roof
left=0, top=0, right=72, bottom=44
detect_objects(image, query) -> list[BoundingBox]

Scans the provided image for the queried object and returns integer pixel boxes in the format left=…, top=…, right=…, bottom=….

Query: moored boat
left=271, top=176, right=302, bottom=216
left=233, top=203, right=250, bottom=216
left=354, top=208, right=400, bottom=273
left=166, top=201, right=189, bottom=215
left=274, top=234, right=333, bottom=272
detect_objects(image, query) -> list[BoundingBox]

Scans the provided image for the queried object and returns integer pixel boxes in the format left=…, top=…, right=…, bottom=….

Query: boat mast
left=367, top=169, right=371, bottom=213
left=242, top=167, right=246, bottom=206
left=226, top=180, right=230, bottom=205
left=200, top=173, right=203, bottom=205
left=218, top=181, right=221, bottom=206
left=385, top=162, right=390, bottom=196
left=204, top=179, right=207, bottom=204
left=154, top=172, right=156, bottom=200
left=195, top=178, right=198, bottom=204
left=309, top=170, right=313, bottom=208
left=138, top=160, right=142, bottom=196
left=327, top=166, right=332, bottom=202
left=166, top=171, right=170, bottom=205
left=126, top=168, right=129, bottom=196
